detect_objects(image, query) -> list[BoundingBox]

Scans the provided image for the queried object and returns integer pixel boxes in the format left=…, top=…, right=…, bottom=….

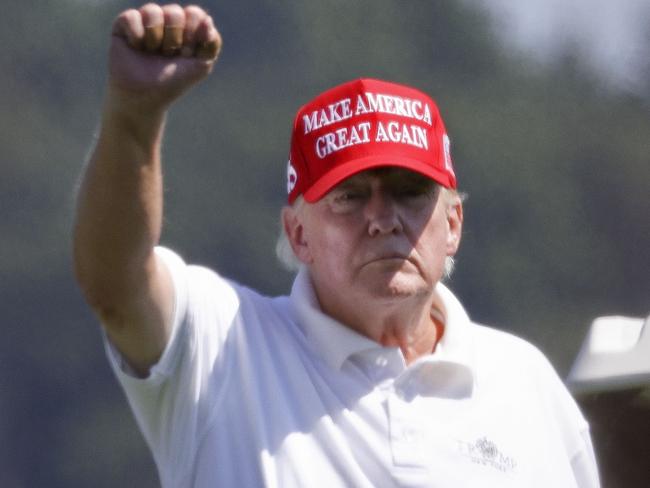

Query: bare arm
left=73, top=3, right=222, bottom=375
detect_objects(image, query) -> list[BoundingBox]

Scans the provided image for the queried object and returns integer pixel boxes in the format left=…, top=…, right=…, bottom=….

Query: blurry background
left=1, top=0, right=648, bottom=486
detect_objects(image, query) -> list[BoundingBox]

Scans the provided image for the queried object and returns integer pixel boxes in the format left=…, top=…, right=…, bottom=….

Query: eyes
left=328, top=175, right=438, bottom=213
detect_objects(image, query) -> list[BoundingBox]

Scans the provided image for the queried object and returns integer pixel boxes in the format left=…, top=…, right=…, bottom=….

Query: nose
left=365, top=189, right=403, bottom=236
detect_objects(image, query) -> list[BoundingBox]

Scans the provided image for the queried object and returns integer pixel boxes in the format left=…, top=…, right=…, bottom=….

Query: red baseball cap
left=286, top=78, right=456, bottom=204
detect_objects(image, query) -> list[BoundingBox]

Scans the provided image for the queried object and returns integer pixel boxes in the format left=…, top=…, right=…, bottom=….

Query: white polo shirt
left=106, top=247, right=600, bottom=487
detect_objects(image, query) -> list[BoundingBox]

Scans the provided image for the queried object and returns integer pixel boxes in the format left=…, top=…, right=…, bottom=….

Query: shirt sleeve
left=103, top=246, right=241, bottom=485
left=572, top=427, right=601, bottom=488
left=534, top=349, right=601, bottom=488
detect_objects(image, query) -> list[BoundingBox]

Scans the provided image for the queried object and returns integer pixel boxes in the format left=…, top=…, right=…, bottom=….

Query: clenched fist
left=109, top=3, right=222, bottom=110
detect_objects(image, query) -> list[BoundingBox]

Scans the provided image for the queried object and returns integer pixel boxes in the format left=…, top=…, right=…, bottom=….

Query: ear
left=445, top=198, right=463, bottom=256
left=281, top=206, right=313, bottom=264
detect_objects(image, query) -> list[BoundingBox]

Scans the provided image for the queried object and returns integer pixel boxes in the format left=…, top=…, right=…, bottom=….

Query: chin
left=366, top=273, right=429, bottom=300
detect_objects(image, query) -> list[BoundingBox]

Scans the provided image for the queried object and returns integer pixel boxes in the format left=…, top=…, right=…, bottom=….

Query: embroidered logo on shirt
left=457, top=437, right=517, bottom=473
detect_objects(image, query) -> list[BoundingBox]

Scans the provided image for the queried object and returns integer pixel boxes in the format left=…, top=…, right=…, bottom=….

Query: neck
left=315, top=284, right=442, bottom=365
left=376, top=301, right=442, bottom=364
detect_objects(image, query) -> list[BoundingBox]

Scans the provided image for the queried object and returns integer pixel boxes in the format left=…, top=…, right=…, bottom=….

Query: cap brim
left=303, top=155, right=455, bottom=203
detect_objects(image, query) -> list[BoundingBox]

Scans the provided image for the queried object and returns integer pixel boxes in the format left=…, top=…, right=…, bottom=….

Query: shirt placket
left=387, top=385, right=429, bottom=468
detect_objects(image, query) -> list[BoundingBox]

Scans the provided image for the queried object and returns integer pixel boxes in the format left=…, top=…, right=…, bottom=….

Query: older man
left=73, top=4, right=600, bottom=487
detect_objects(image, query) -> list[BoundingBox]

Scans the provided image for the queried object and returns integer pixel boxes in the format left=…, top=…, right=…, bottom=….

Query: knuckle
left=113, top=9, right=141, bottom=37
left=162, top=4, right=185, bottom=24
left=197, top=15, right=215, bottom=33
left=122, top=9, right=142, bottom=25
left=184, top=5, right=206, bottom=16
left=140, top=2, right=161, bottom=13
left=119, top=8, right=137, bottom=18
left=139, top=3, right=164, bottom=21
left=162, top=3, right=184, bottom=15
left=184, top=5, right=207, bottom=28
left=115, top=9, right=135, bottom=24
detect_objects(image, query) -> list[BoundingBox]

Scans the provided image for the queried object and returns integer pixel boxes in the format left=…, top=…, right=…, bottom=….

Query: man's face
left=286, top=168, right=463, bottom=314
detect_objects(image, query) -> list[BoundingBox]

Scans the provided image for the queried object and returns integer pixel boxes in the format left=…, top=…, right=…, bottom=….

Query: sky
left=467, top=0, right=650, bottom=97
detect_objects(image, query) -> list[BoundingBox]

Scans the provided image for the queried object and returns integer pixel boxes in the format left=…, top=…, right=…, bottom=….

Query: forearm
left=73, top=90, right=167, bottom=308
left=72, top=3, right=221, bottom=372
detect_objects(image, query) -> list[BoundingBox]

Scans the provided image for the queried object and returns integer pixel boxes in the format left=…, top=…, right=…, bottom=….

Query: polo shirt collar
left=290, top=267, right=378, bottom=369
left=289, top=267, right=476, bottom=394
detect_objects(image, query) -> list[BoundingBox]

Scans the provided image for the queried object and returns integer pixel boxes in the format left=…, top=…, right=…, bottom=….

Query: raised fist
left=109, top=3, right=222, bottom=109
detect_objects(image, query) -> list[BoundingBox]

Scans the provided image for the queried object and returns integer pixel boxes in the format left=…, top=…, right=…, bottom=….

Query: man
left=73, top=3, right=600, bottom=487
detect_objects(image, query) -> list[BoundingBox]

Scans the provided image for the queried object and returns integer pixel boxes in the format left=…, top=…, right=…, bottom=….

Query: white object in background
left=567, top=315, right=650, bottom=394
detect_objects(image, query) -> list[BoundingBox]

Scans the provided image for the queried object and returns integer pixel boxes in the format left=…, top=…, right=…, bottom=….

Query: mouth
left=361, top=253, right=412, bottom=267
